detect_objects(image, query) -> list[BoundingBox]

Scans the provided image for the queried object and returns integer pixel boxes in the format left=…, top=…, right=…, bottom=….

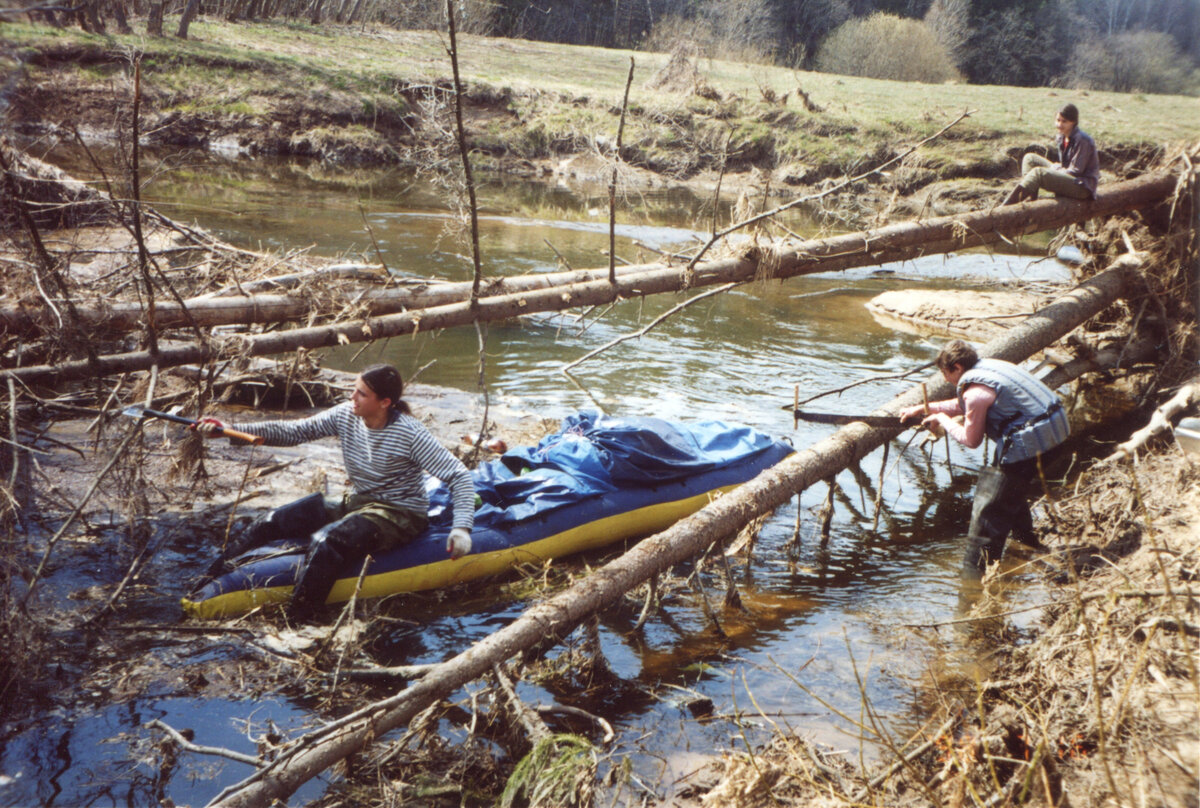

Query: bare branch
left=686, top=109, right=975, bottom=271
left=562, top=281, right=742, bottom=372
left=1100, top=373, right=1200, bottom=464
left=444, top=0, right=483, bottom=304
left=148, top=719, right=262, bottom=767
left=609, top=57, right=635, bottom=285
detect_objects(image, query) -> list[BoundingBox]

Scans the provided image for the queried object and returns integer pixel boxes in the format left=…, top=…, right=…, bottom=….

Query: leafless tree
left=1068, top=29, right=1197, bottom=93
left=816, top=12, right=961, bottom=83
left=925, top=0, right=971, bottom=68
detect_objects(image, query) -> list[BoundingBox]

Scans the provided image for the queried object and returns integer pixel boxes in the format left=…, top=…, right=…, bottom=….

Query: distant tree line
left=23, top=0, right=1200, bottom=94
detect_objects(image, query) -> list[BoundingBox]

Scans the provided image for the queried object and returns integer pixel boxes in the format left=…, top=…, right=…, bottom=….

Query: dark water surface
left=2, top=149, right=1071, bottom=806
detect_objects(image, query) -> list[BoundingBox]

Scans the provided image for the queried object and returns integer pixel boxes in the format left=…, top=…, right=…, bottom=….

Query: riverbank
left=4, top=19, right=1199, bottom=218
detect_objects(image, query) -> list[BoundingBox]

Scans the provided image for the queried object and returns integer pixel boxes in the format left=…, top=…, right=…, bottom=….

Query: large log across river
left=207, top=256, right=1141, bottom=808
left=1, top=171, right=1176, bottom=385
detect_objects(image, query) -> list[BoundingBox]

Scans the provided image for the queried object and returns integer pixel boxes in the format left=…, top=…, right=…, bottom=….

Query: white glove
left=447, top=528, right=472, bottom=559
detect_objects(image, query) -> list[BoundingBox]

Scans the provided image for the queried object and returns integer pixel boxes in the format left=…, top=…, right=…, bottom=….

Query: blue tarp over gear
left=427, top=411, right=785, bottom=529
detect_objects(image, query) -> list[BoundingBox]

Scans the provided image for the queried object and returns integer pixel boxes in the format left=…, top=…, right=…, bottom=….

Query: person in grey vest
left=197, top=364, right=474, bottom=621
left=900, top=341, right=1069, bottom=576
left=1002, top=103, right=1099, bottom=205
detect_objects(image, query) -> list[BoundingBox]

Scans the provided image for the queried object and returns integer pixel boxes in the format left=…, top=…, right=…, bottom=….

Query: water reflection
left=0, top=697, right=324, bottom=808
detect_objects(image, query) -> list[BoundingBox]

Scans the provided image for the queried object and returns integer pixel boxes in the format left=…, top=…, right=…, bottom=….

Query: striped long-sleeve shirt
left=239, top=402, right=474, bottom=531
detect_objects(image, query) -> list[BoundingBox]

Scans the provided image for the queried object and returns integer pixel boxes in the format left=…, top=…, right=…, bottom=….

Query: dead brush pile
left=1068, top=144, right=1198, bottom=380
left=899, top=448, right=1200, bottom=808
left=1015, top=450, right=1198, bottom=804
left=688, top=393, right=1199, bottom=808
left=644, top=45, right=722, bottom=101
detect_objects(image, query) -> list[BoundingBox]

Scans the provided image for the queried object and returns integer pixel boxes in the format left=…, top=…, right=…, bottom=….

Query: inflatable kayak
left=182, top=412, right=793, bottom=618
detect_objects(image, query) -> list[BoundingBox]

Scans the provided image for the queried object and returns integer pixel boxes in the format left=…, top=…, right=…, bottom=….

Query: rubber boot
left=287, top=536, right=344, bottom=622
left=963, top=533, right=1006, bottom=578
left=962, top=467, right=1011, bottom=577
left=1009, top=507, right=1047, bottom=552
left=245, top=492, right=329, bottom=549
left=287, top=514, right=385, bottom=622
left=208, top=493, right=329, bottom=577
left=1001, top=185, right=1029, bottom=205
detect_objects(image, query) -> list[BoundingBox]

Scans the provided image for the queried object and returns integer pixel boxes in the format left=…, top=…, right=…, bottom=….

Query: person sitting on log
left=899, top=340, right=1069, bottom=577
left=1002, top=103, right=1099, bottom=205
left=196, top=363, right=475, bottom=621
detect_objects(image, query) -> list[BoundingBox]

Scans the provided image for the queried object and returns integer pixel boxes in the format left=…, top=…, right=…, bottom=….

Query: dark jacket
left=1057, top=127, right=1100, bottom=197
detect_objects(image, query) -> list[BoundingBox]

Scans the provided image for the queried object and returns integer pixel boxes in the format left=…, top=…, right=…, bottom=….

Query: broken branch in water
left=332, top=663, right=439, bottom=682
left=148, top=719, right=262, bottom=767
left=493, top=663, right=551, bottom=745
left=535, top=704, right=615, bottom=745
left=561, top=282, right=742, bottom=373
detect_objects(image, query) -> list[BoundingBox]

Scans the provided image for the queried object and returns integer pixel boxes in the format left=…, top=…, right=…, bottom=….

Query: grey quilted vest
left=957, top=359, right=1069, bottom=465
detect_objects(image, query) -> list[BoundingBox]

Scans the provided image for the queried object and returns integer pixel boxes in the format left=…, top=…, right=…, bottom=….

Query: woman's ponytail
left=359, top=363, right=411, bottom=415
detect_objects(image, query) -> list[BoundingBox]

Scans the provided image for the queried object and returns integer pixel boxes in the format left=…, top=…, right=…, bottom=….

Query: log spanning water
left=1, top=171, right=1177, bottom=385
left=208, top=256, right=1143, bottom=808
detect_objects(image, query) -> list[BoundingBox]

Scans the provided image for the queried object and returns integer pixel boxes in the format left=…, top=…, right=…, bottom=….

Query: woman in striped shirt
left=198, top=364, right=474, bottom=620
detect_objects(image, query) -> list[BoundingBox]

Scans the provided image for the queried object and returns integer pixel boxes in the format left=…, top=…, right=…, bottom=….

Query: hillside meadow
left=4, top=18, right=1198, bottom=188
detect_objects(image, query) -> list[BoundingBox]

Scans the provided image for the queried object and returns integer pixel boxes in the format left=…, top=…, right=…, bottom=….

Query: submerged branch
left=148, top=720, right=262, bottom=767
left=561, top=281, right=742, bottom=372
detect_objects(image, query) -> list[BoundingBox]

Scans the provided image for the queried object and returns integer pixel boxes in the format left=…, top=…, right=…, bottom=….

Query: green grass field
left=4, top=18, right=1197, bottom=179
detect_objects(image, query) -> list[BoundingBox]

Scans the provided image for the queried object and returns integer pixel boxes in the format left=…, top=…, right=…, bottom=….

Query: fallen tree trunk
left=1, top=173, right=1176, bottom=385
left=0, top=267, right=648, bottom=336
left=206, top=255, right=1141, bottom=808
left=1, top=172, right=1176, bottom=345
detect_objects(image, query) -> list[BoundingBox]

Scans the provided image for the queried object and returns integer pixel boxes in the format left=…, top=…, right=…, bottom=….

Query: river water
left=2, top=150, right=1073, bottom=806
